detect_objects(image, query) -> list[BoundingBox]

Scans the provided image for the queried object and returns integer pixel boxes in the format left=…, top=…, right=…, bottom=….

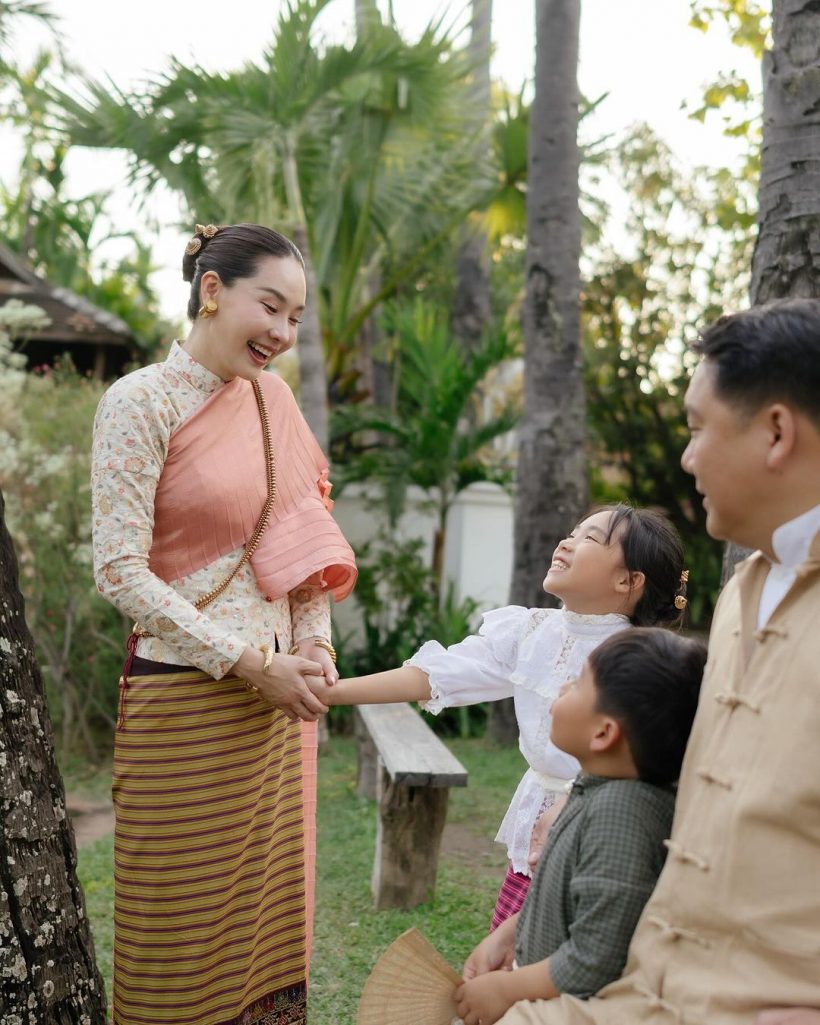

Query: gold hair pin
left=185, top=224, right=220, bottom=257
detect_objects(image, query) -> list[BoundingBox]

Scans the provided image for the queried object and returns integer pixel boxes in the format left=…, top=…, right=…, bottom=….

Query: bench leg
left=372, top=765, right=450, bottom=909
left=354, top=708, right=379, bottom=800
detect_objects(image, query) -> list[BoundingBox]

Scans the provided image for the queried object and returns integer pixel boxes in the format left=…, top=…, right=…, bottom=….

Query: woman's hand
left=290, top=636, right=338, bottom=686
left=233, top=646, right=331, bottom=721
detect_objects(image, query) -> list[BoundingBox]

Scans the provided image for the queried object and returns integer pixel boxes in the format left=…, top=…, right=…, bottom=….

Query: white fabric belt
left=532, top=771, right=574, bottom=793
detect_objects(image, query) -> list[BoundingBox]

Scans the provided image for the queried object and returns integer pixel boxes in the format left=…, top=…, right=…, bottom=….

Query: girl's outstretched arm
left=313, top=666, right=432, bottom=706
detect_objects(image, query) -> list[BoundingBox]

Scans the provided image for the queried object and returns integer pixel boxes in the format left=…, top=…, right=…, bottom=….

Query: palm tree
left=452, top=0, right=493, bottom=354
left=495, top=0, right=585, bottom=744
left=52, top=0, right=490, bottom=448
left=722, top=0, right=819, bottom=580
left=0, top=0, right=53, bottom=75
left=333, top=297, right=519, bottom=587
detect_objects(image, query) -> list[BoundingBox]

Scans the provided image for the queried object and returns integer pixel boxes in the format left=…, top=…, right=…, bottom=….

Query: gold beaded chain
left=193, top=378, right=277, bottom=611
left=132, top=378, right=276, bottom=640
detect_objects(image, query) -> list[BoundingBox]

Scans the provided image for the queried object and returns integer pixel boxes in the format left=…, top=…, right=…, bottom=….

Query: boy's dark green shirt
left=515, top=773, right=675, bottom=998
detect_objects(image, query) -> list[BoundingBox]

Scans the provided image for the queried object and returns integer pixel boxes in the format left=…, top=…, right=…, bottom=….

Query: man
left=494, top=299, right=820, bottom=1025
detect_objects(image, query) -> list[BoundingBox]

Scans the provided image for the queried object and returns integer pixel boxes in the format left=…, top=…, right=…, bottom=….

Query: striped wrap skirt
left=112, top=666, right=316, bottom=1025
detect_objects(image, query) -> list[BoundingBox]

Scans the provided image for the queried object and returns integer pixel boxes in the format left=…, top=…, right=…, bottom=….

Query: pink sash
left=148, top=372, right=357, bottom=601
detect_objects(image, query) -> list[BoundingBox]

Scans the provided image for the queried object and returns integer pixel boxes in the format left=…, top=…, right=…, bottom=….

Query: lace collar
left=561, top=609, right=631, bottom=636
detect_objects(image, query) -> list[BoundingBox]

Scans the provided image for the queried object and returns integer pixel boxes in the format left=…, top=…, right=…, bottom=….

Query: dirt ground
left=67, top=796, right=115, bottom=847
left=440, top=820, right=508, bottom=874
left=66, top=798, right=508, bottom=871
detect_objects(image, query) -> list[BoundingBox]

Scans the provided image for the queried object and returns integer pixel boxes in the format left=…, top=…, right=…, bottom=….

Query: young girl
left=314, top=504, right=687, bottom=927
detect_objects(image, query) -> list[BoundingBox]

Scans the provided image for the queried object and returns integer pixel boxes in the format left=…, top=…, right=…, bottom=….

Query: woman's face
left=198, top=254, right=307, bottom=381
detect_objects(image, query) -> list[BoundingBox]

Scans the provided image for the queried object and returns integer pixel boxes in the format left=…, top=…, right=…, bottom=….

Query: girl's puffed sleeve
left=91, top=378, right=248, bottom=678
left=405, top=605, right=531, bottom=714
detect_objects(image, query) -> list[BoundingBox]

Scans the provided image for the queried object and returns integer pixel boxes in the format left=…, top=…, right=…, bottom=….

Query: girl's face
left=542, top=510, right=639, bottom=616
left=192, top=255, right=306, bottom=382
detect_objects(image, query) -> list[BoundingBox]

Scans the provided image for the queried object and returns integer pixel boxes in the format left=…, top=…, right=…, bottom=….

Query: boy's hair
left=693, top=299, right=820, bottom=429
left=598, top=505, right=686, bottom=628
left=589, top=628, right=706, bottom=786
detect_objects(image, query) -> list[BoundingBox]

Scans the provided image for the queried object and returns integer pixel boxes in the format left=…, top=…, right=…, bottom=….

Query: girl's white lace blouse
left=406, top=606, right=630, bottom=874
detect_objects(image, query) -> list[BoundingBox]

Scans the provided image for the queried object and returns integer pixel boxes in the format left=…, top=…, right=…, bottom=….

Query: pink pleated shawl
left=148, top=371, right=357, bottom=602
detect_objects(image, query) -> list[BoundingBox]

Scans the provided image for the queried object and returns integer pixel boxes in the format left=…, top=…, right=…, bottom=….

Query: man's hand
left=757, top=1011, right=820, bottom=1025
left=455, top=971, right=517, bottom=1025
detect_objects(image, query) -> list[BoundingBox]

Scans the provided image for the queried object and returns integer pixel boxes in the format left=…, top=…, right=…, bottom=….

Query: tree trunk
left=490, top=0, right=584, bottom=745
left=355, top=0, right=381, bottom=34
left=723, top=0, right=820, bottom=582
left=0, top=488, right=107, bottom=1022
left=452, top=0, right=493, bottom=354
left=290, top=222, right=330, bottom=452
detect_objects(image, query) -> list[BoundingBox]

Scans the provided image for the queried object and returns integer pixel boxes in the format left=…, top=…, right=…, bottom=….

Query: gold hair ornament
left=674, top=594, right=688, bottom=610
left=680, top=569, right=690, bottom=583
left=185, top=224, right=220, bottom=257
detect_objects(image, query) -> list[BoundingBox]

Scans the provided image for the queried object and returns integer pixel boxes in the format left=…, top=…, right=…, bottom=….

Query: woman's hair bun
left=182, top=224, right=221, bottom=283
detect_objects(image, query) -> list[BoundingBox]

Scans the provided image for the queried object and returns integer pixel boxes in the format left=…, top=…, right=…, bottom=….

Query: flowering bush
left=0, top=302, right=124, bottom=758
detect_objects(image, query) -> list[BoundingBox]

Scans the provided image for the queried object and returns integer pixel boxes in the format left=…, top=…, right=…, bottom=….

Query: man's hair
left=693, top=299, right=820, bottom=428
left=589, top=628, right=706, bottom=786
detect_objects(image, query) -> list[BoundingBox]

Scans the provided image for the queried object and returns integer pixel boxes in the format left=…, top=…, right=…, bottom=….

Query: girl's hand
left=455, top=971, right=516, bottom=1025
left=527, top=794, right=567, bottom=871
left=234, top=647, right=331, bottom=721
left=291, top=637, right=338, bottom=686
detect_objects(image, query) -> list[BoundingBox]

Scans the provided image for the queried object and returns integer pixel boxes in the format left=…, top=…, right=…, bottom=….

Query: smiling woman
left=90, top=222, right=357, bottom=1025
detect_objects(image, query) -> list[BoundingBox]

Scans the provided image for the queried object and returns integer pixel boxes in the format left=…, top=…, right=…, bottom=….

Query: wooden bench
left=354, top=703, right=468, bottom=910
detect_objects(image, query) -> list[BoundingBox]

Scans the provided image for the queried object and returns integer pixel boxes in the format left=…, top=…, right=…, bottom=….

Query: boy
left=455, top=628, right=706, bottom=1025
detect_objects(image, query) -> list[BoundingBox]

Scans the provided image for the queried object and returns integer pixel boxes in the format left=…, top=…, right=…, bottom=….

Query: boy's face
left=550, top=660, right=602, bottom=763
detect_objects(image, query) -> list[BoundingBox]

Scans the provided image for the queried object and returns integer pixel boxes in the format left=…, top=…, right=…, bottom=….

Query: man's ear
left=590, top=716, right=622, bottom=754
left=764, top=403, right=797, bottom=471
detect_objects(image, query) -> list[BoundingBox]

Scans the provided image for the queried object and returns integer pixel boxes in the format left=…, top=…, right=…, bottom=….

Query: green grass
left=73, top=735, right=527, bottom=1023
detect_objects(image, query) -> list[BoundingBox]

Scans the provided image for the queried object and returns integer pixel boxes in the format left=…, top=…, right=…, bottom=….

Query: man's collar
left=770, top=504, right=820, bottom=569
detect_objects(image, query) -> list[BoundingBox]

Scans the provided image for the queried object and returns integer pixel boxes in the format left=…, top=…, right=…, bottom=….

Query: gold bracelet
left=288, top=637, right=337, bottom=664
left=313, top=638, right=337, bottom=664
left=245, top=644, right=275, bottom=695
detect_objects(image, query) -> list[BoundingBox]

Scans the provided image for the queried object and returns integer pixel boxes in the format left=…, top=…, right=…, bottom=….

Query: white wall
left=331, top=481, right=514, bottom=642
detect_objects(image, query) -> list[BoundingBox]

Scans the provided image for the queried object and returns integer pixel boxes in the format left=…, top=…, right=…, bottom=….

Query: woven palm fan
left=357, top=927, right=464, bottom=1025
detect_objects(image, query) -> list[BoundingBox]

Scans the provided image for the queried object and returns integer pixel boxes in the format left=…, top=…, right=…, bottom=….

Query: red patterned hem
left=222, top=985, right=307, bottom=1025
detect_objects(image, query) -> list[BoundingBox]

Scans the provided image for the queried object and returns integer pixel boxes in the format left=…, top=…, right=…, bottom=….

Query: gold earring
left=198, top=299, right=218, bottom=319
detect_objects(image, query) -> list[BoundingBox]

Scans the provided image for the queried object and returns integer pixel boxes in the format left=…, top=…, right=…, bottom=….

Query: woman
left=91, top=223, right=356, bottom=1025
